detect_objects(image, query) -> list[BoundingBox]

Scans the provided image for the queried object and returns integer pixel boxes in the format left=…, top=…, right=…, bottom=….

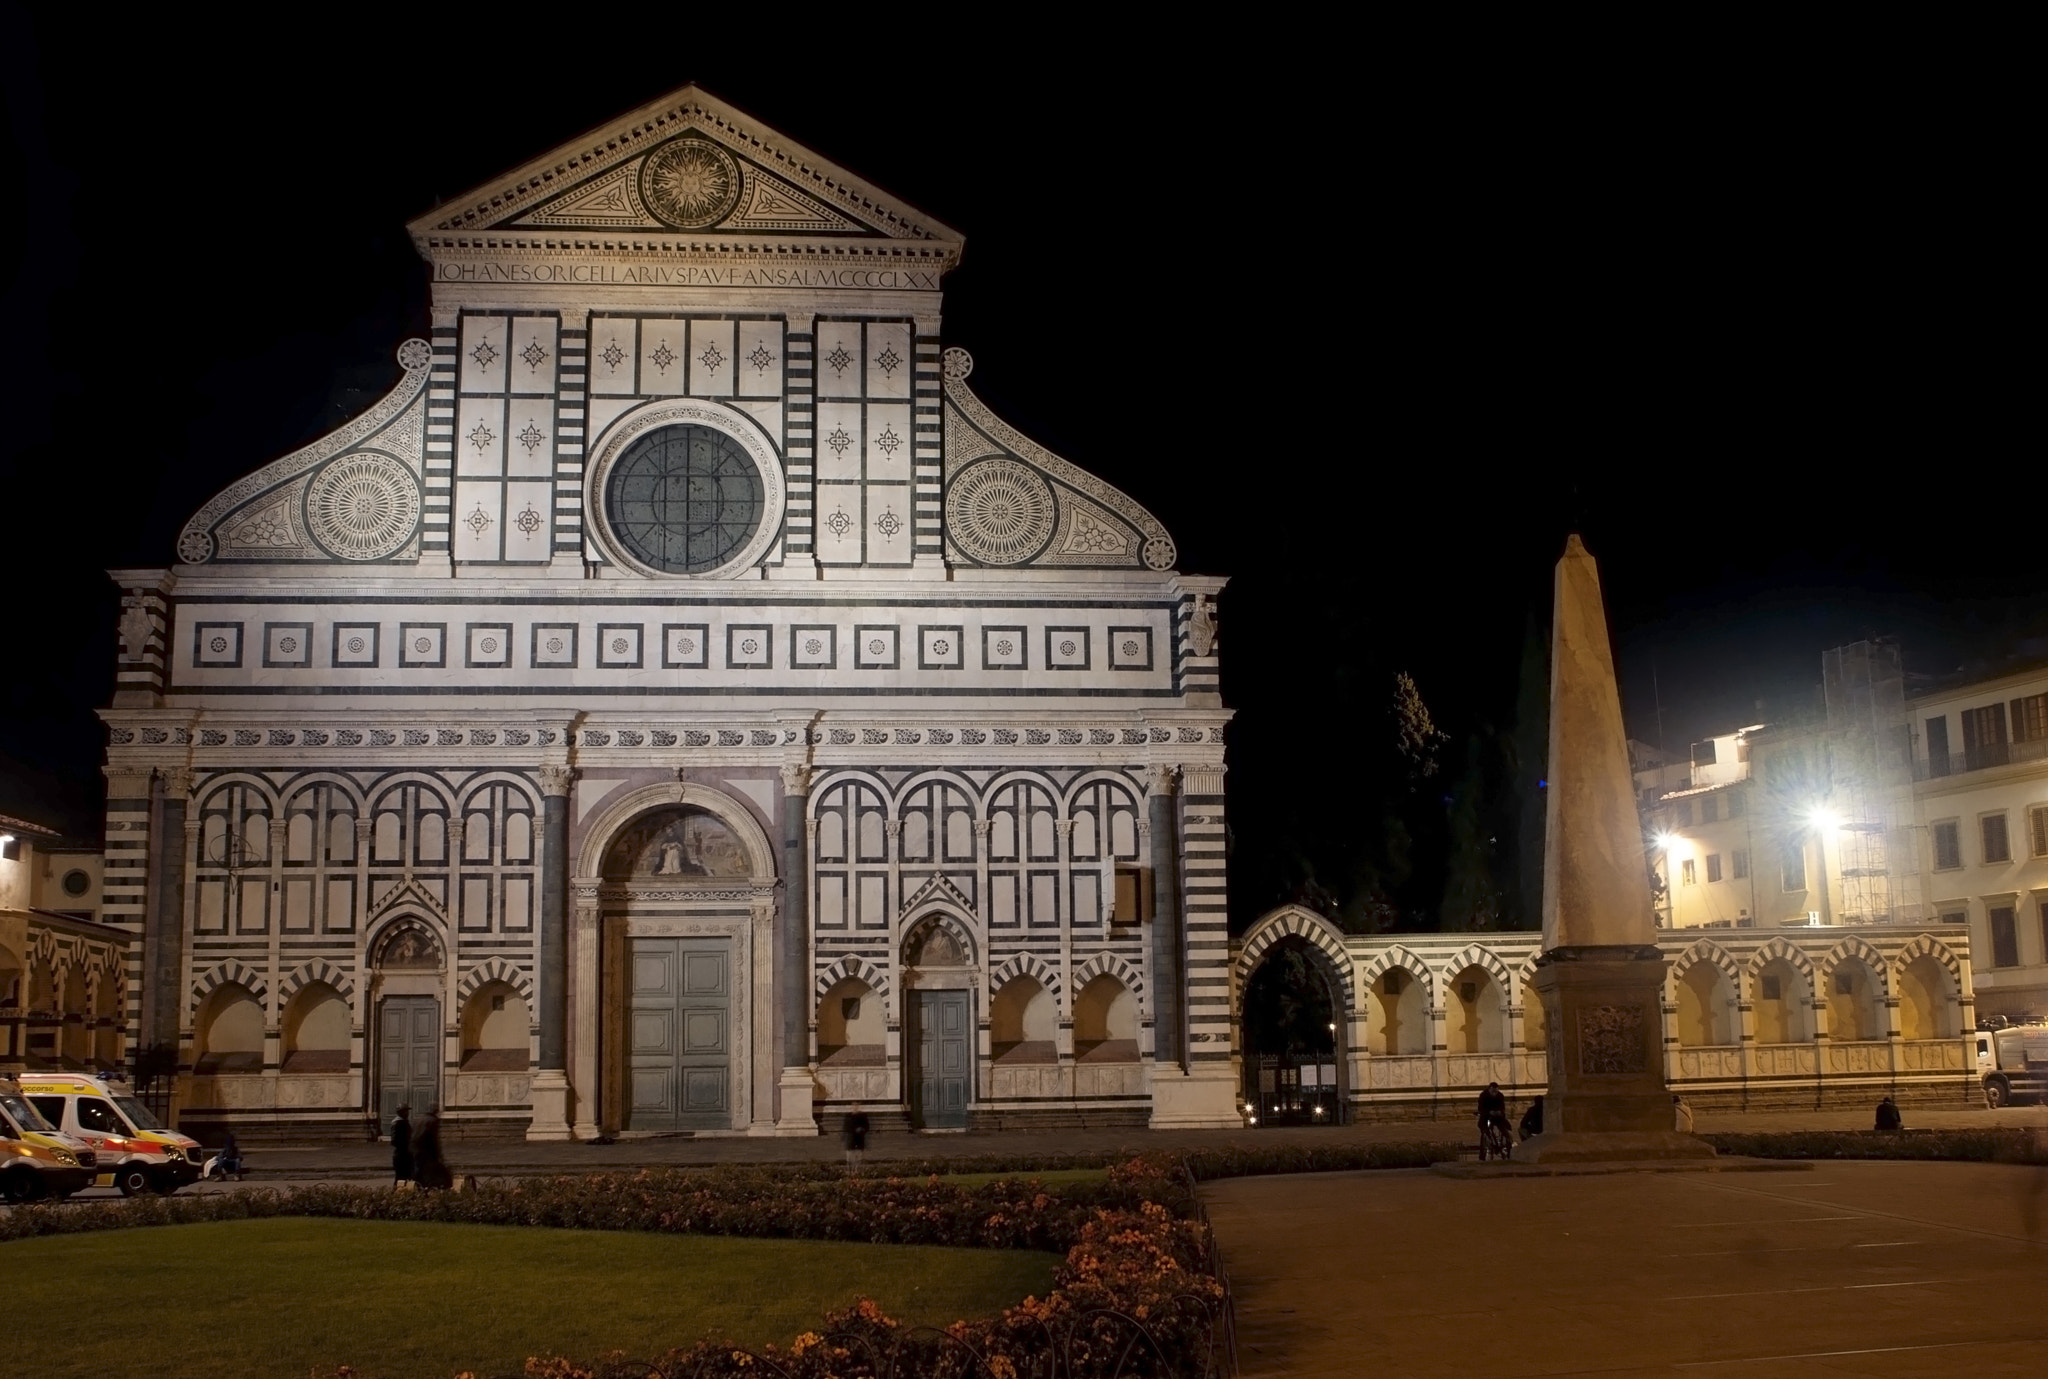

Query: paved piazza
left=1204, top=1160, right=2048, bottom=1378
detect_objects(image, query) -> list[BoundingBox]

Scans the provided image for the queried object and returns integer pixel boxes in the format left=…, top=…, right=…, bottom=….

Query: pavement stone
left=1202, top=1157, right=2048, bottom=1378
left=208, top=1104, right=2048, bottom=1178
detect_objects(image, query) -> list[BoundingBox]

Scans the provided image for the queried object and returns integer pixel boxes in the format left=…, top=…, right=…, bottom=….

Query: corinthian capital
left=537, top=765, right=576, bottom=798
left=779, top=763, right=814, bottom=797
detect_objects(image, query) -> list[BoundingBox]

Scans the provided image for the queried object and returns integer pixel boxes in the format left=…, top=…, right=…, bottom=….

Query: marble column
left=772, top=763, right=818, bottom=1134
left=526, top=764, right=575, bottom=1140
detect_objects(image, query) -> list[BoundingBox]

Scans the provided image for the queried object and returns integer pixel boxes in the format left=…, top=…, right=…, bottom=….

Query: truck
left=1974, top=1024, right=2048, bottom=1107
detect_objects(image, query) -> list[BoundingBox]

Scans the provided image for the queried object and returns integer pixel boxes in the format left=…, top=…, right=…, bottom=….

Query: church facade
left=101, top=86, right=1236, bottom=1141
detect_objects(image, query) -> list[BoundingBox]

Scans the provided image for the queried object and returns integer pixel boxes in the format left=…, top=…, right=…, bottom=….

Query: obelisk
left=1518, top=536, right=1712, bottom=1162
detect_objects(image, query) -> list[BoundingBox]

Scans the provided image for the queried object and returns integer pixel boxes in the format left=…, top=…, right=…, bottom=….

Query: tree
left=1392, top=672, right=1448, bottom=782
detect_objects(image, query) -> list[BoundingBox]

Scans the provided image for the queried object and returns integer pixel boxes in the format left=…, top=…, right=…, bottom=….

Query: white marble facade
left=101, top=86, right=1238, bottom=1140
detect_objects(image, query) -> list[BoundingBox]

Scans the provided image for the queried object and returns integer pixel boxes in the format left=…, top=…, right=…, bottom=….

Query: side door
left=378, top=996, right=440, bottom=1123
left=911, top=991, right=970, bottom=1129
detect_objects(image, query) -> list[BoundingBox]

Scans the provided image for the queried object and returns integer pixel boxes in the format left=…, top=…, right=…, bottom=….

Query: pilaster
left=773, top=761, right=819, bottom=1134
left=527, top=763, right=575, bottom=1140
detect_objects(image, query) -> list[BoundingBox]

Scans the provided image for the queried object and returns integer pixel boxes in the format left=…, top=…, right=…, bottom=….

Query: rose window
left=603, top=424, right=765, bottom=575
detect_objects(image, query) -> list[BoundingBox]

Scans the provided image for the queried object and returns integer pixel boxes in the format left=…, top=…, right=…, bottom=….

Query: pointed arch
left=279, top=960, right=358, bottom=1006
left=815, top=954, right=893, bottom=1007
left=1441, top=943, right=1515, bottom=997
left=989, top=952, right=1064, bottom=1005
left=190, top=961, right=270, bottom=1017
left=1670, top=939, right=1742, bottom=988
left=365, top=909, right=448, bottom=972
left=901, top=908, right=979, bottom=969
left=1746, top=935, right=1815, bottom=980
left=456, top=958, right=533, bottom=1006
left=1072, top=951, right=1148, bottom=1015
left=1894, top=933, right=1965, bottom=986
left=1820, top=934, right=1892, bottom=994
left=1358, top=943, right=1435, bottom=1009
left=1235, top=904, right=1357, bottom=1010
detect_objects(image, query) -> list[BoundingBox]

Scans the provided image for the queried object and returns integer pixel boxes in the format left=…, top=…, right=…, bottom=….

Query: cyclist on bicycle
left=1476, top=1081, right=1510, bottom=1151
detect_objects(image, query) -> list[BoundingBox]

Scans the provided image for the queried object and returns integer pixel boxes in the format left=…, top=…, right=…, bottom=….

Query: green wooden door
left=377, top=996, right=440, bottom=1123
left=911, top=990, right=971, bottom=1129
left=628, top=938, right=730, bottom=1130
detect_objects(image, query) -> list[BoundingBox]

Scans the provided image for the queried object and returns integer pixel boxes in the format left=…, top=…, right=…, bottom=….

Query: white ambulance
left=18, top=1073, right=203, bottom=1195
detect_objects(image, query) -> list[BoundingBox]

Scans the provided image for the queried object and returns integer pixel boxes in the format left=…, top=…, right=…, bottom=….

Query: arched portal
left=369, top=917, right=445, bottom=1123
left=901, top=912, right=977, bottom=1129
left=574, top=784, right=778, bottom=1137
left=1235, top=910, right=1356, bottom=1127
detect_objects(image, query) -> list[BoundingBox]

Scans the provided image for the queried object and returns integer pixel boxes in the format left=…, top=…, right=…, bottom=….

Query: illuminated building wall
left=99, top=86, right=1238, bottom=1140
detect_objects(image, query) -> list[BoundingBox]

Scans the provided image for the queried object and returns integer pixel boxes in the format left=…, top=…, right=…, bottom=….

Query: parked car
left=18, top=1073, right=201, bottom=1195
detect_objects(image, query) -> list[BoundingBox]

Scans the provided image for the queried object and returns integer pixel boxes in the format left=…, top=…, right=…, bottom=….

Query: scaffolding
left=1821, top=639, right=1925, bottom=924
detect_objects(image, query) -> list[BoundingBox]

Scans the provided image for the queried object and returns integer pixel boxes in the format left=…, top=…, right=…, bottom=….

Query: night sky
left=1, top=21, right=2025, bottom=926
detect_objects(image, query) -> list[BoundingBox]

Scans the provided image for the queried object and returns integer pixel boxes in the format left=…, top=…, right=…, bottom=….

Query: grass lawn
left=11, top=1218, right=1059, bottom=1379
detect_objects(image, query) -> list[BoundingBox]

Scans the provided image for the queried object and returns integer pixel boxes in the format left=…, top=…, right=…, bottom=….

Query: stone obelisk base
left=1515, top=946, right=1714, bottom=1164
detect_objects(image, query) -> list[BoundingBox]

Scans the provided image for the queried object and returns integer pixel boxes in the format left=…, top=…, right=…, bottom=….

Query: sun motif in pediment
left=639, top=138, right=742, bottom=230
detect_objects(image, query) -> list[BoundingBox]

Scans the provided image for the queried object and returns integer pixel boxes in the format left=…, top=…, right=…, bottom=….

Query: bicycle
left=1478, top=1116, right=1514, bottom=1162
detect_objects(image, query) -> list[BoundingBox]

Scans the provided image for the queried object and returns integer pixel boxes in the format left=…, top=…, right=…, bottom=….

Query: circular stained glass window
left=603, top=425, right=765, bottom=575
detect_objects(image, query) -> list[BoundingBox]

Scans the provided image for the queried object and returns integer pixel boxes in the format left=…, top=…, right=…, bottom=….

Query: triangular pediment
left=898, top=872, right=977, bottom=921
left=408, top=85, right=961, bottom=249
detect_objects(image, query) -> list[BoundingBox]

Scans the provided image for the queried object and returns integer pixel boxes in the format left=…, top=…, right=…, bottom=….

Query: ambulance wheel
left=1985, top=1078, right=2011, bottom=1109
left=1, top=1168, right=44, bottom=1203
left=115, top=1165, right=155, bottom=1196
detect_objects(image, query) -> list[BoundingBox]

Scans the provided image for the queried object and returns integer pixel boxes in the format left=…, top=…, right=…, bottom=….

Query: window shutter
left=2014, top=700, right=2029, bottom=743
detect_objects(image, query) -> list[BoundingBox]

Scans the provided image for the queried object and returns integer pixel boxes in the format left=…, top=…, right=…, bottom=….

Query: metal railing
left=1916, top=737, right=2048, bottom=780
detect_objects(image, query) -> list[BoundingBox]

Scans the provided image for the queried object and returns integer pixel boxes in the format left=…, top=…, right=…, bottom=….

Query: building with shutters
left=100, top=85, right=1237, bottom=1142
left=1910, top=663, right=2048, bottom=1023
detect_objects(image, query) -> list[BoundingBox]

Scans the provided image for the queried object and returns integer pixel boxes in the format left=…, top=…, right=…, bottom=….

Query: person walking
left=1672, top=1094, right=1695, bottom=1134
left=1874, top=1095, right=1903, bottom=1132
left=842, top=1103, right=870, bottom=1175
left=411, top=1105, right=452, bottom=1189
left=390, top=1104, right=414, bottom=1185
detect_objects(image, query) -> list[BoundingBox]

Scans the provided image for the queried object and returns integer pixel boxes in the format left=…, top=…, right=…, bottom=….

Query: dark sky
left=1, top=20, right=2026, bottom=920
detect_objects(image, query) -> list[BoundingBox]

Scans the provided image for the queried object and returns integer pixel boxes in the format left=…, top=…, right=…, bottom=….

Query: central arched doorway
left=1234, top=907, right=1357, bottom=1126
left=573, top=784, right=780, bottom=1137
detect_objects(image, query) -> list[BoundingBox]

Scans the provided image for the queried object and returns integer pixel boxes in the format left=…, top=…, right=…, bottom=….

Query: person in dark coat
left=842, top=1104, right=870, bottom=1175
left=411, top=1106, right=452, bottom=1189
left=1518, top=1095, right=1544, bottom=1141
left=1874, top=1095, right=1903, bottom=1132
left=390, top=1105, right=414, bottom=1184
